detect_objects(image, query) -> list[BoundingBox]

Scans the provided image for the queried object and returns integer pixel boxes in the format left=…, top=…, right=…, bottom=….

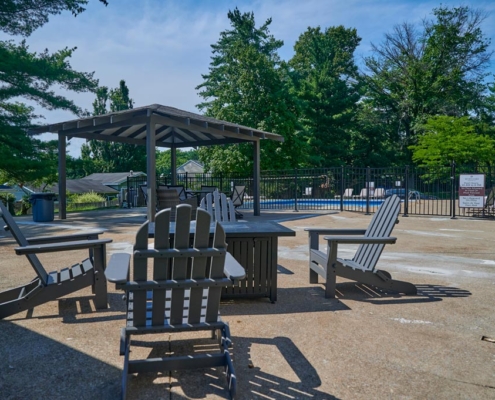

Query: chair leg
left=121, top=333, right=130, bottom=400
left=325, top=266, right=337, bottom=298
left=92, top=246, right=108, bottom=309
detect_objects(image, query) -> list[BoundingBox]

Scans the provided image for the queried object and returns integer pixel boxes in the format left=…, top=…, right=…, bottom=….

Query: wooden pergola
left=30, top=104, right=284, bottom=221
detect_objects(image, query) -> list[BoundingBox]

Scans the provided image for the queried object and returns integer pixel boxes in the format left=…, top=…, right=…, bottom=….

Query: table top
left=148, top=220, right=295, bottom=238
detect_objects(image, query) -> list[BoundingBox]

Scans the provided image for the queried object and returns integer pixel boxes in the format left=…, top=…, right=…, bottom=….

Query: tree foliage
left=196, top=8, right=303, bottom=173
left=0, top=0, right=107, bottom=185
left=363, top=6, right=493, bottom=163
left=410, top=116, right=495, bottom=167
left=289, top=26, right=361, bottom=167
left=80, top=80, right=147, bottom=174
left=0, top=0, right=107, bottom=36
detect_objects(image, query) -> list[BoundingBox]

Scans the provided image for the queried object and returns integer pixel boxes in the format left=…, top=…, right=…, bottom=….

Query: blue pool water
left=244, top=199, right=385, bottom=207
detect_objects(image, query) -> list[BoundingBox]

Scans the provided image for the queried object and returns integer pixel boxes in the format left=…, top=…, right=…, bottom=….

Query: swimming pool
left=243, top=198, right=385, bottom=209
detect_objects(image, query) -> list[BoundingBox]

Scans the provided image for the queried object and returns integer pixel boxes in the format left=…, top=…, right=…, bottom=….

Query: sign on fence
left=459, top=174, right=485, bottom=208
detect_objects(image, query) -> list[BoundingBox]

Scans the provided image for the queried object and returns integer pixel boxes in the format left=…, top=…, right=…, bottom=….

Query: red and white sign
left=459, top=174, right=485, bottom=208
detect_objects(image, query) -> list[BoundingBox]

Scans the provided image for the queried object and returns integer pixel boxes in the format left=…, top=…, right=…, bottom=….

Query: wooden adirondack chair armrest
left=305, top=228, right=367, bottom=236
left=323, top=236, right=397, bottom=245
left=105, top=253, right=131, bottom=284
left=223, top=253, right=246, bottom=284
left=14, top=238, right=112, bottom=255
left=25, top=230, right=105, bottom=244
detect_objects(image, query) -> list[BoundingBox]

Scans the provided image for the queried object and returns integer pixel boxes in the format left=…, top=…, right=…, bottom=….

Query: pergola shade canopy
left=31, top=104, right=282, bottom=220
left=31, top=104, right=284, bottom=148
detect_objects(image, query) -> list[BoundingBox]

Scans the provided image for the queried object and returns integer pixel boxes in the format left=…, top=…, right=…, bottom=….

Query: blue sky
left=16, top=0, right=495, bottom=157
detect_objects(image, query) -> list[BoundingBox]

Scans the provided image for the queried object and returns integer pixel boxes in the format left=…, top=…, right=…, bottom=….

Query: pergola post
left=171, top=145, right=177, bottom=185
left=146, top=113, right=157, bottom=222
left=58, top=133, right=67, bottom=220
left=253, top=139, right=260, bottom=216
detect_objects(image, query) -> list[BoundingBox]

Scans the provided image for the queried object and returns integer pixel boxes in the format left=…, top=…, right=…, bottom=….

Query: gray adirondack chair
left=306, top=195, right=417, bottom=298
left=0, top=201, right=111, bottom=319
left=200, top=190, right=236, bottom=222
left=105, top=204, right=245, bottom=399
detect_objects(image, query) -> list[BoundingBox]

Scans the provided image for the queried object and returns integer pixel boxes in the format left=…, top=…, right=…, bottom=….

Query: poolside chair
left=200, top=190, right=236, bottom=222
left=104, top=204, right=245, bottom=399
left=231, top=185, right=246, bottom=219
left=156, top=186, right=197, bottom=220
left=373, top=188, right=385, bottom=199
left=306, top=194, right=417, bottom=298
left=0, top=201, right=112, bottom=319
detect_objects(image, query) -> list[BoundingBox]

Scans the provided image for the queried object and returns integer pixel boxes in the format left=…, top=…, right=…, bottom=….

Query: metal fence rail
left=127, top=162, right=495, bottom=219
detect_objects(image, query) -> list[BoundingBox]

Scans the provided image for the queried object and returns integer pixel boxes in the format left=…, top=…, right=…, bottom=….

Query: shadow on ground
left=0, top=322, right=121, bottom=400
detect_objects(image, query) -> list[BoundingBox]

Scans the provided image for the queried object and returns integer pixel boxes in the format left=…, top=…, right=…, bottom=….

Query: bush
left=72, top=191, right=106, bottom=204
left=0, top=192, right=15, bottom=214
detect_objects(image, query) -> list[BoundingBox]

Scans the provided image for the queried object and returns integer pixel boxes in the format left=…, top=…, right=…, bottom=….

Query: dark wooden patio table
left=148, top=221, right=295, bottom=302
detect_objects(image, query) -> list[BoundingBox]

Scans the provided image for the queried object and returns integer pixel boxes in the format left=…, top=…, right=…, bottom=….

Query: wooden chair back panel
left=353, top=195, right=400, bottom=271
left=0, top=202, right=49, bottom=284
left=170, top=205, right=191, bottom=325
left=129, top=205, right=226, bottom=328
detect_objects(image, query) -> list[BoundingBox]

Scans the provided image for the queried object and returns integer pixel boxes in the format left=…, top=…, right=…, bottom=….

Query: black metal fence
left=127, top=162, right=495, bottom=218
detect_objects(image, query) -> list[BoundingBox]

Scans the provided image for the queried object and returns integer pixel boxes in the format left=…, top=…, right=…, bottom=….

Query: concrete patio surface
left=1, top=207, right=494, bottom=399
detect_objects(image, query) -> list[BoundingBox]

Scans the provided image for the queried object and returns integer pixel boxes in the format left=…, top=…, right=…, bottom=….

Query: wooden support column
left=171, top=145, right=177, bottom=185
left=253, top=139, right=260, bottom=216
left=58, top=133, right=67, bottom=219
left=146, top=113, right=157, bottom=222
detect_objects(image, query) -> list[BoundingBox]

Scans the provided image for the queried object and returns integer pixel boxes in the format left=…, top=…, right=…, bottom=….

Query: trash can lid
left=30, top=192, right=56, bottom=199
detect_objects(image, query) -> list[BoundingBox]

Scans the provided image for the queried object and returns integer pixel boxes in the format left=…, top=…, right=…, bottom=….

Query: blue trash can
left=30, top=193, right=55, bottom=222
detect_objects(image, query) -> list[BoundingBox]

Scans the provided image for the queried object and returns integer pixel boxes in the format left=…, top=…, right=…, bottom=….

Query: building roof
left=49, top=180, right=119, bottom=195
left=81, top=172, right=146, bottom=186
left=176, top=160, right=204, bottom=174
left=29, top=104, right=284, bottom=148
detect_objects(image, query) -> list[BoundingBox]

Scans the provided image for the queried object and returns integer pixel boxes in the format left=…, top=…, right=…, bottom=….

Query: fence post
left=294, top=168, right=299, bottom=212
left=451, top=160, right=456, bottom=219
left=340, top=165, right=344, bottom=212
left=365, top=166, right=371, bottom=215
left=403, top=165, right=409, bottom=217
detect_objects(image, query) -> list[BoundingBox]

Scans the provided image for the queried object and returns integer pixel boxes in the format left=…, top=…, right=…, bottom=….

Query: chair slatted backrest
left=167, top=185, right=187, bottom=201
left=139, top=185, right=148, bottom=205
left=131, top=205, right=227, bottom=328
left=231, top=185, right=246, bottom=207
left=352, top=195, right=400, bottom=272
left=0, top=202, right=49, bottom=284
left=200, top=191, right=236, bottom=222
left=344, top=188, right=353, bottom=198
left=374, top=188, right=385, bottom=199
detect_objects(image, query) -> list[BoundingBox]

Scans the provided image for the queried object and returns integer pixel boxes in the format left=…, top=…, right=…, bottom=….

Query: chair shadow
left=6, top=292, right=127, bottom=323
left=0, top=321, right=121, bottom=400
left=128, top=335, right=339, bottom=399
left=220, top=286, right=350, bottom=316
left=335, top=282, right=471, bottom=305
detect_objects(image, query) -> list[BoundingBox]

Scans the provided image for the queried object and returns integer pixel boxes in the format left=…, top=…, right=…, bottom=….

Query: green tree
left=196, top=8, right=303, bottom=174
left=410, top=116, right=495, bottom=167
left=80, top=80, right=147, bottom=174
left=363, top=5, right=493, bottom=163
left=289, top=26, right=361, bottom=167
left=0, top=1, right=107, bottom=185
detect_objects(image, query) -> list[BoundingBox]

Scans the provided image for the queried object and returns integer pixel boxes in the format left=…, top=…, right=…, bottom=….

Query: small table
left=148, top=221, right=295, bottom=302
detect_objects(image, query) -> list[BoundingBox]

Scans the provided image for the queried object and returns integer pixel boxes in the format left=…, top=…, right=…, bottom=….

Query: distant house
left=81, top=171, right=146, bottom=191
left=176, top=160, right=204, bottom=175
left=0, top=184, right=31, bottom=201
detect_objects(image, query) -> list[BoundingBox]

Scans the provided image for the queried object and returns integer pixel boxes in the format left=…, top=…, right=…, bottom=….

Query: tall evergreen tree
left=196, top=8, right=303, bottom=174
left=289, top=26, right=361, bottom=167
left=0, top=0, right=107, bottom=184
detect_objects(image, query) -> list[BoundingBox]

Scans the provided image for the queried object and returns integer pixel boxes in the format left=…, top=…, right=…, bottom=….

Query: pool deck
left=1, top=207, right=494, bottom=399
